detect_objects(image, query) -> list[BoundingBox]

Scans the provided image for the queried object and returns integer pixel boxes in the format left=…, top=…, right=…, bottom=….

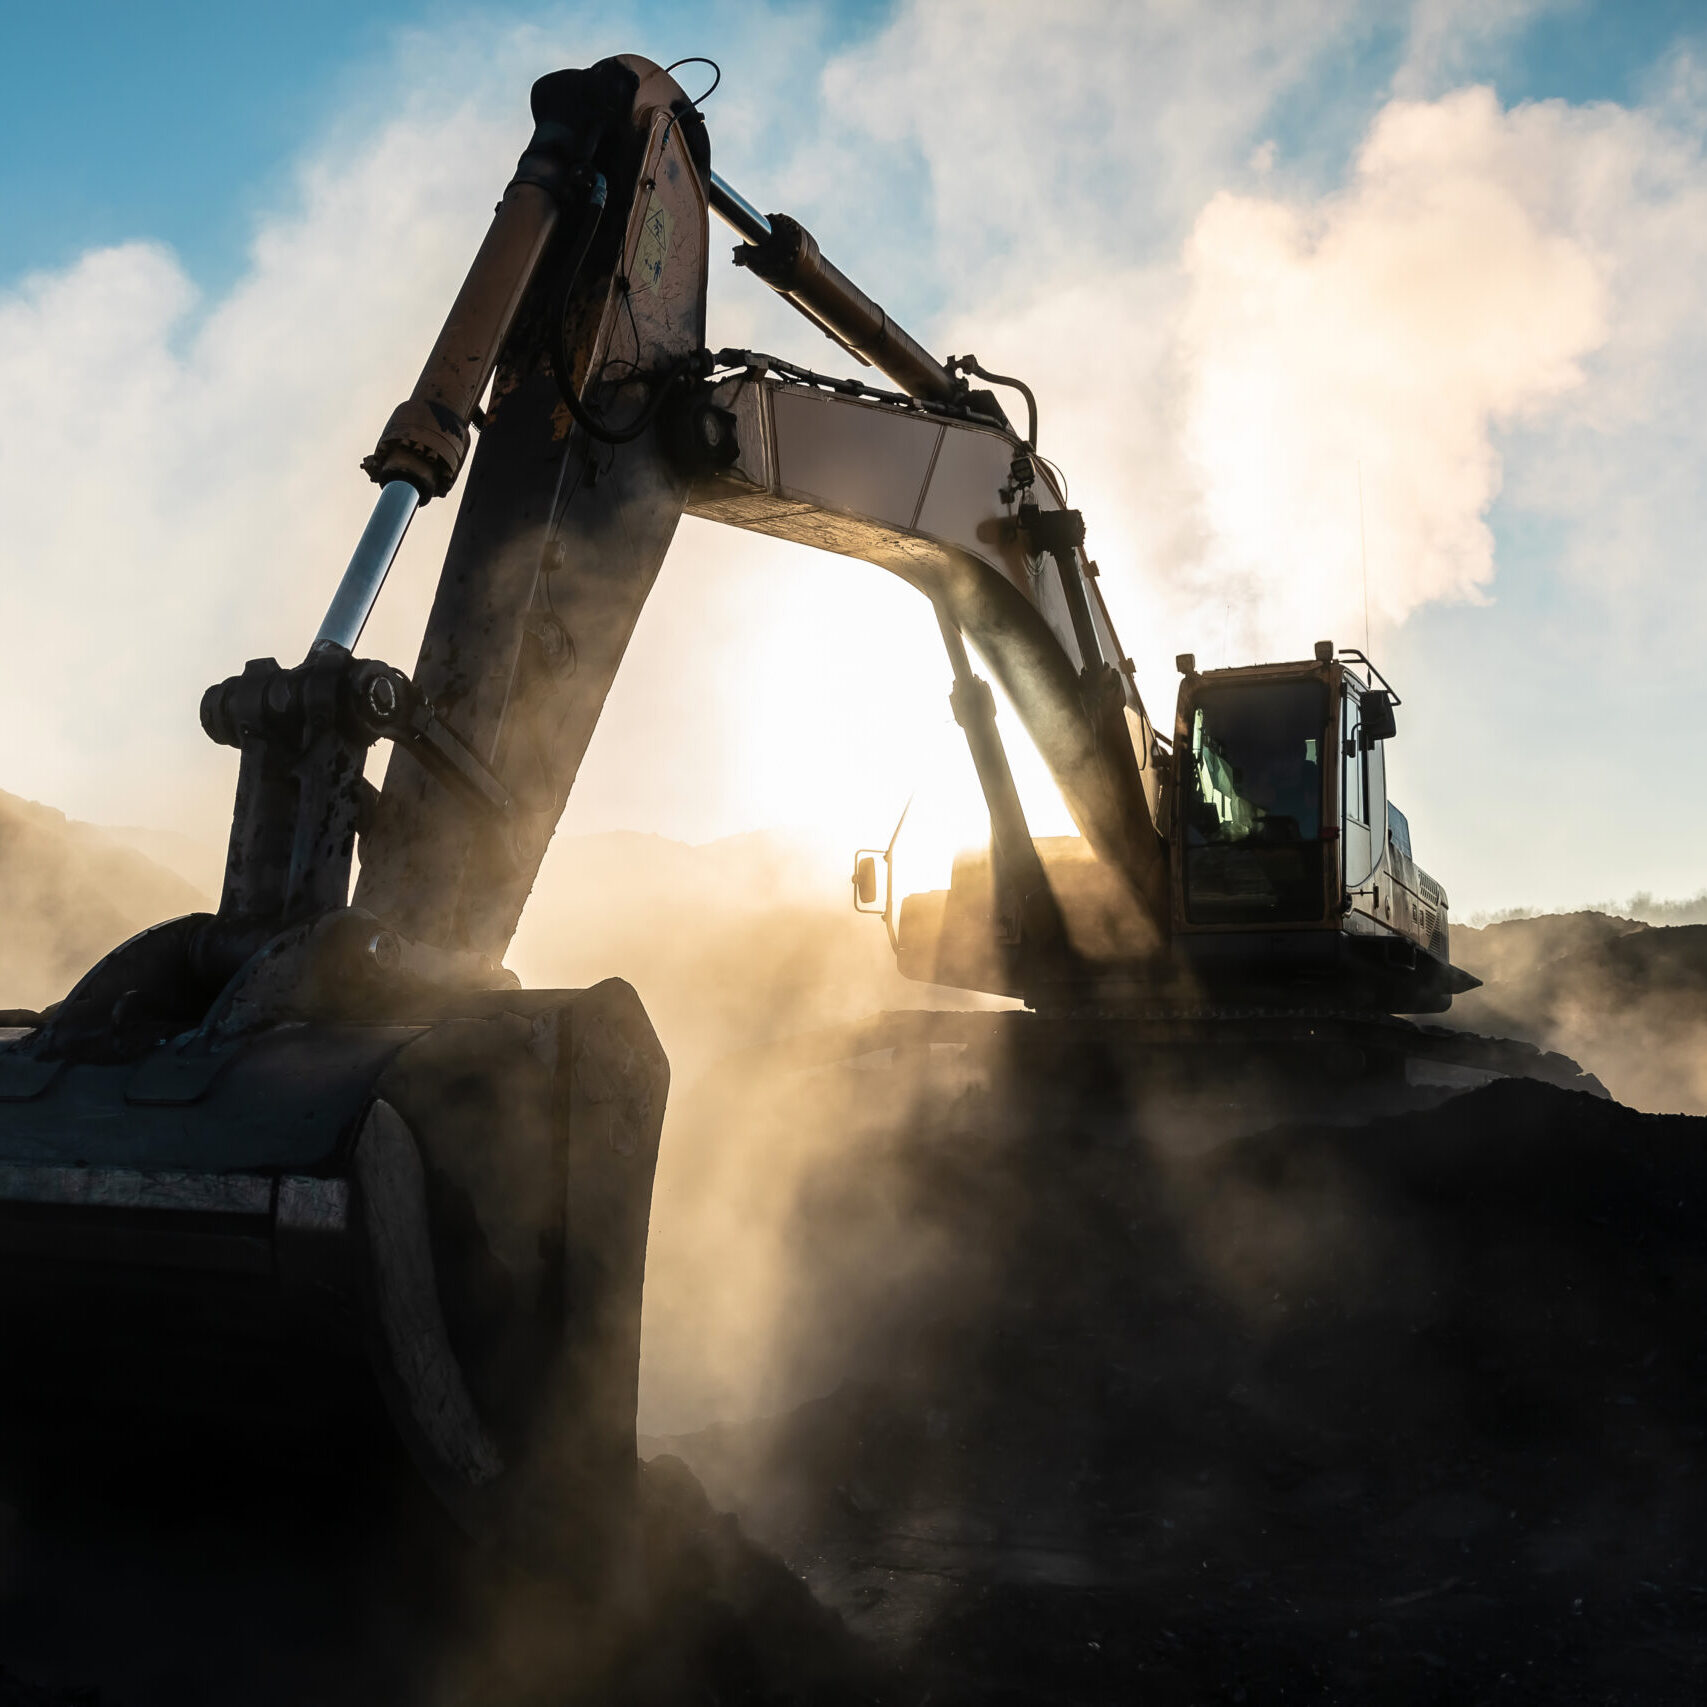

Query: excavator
left=0, top=55, right=1495, bottom=1555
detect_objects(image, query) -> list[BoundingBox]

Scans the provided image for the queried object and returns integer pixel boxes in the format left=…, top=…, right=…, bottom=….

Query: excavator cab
left=887, top=642, right=1474, bottom=1014
left=1169, top=645, right=1473, bottom=1012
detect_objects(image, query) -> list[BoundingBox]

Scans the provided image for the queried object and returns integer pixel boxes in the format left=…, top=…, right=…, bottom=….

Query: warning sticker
left=633, top=195, right=673, bottom=293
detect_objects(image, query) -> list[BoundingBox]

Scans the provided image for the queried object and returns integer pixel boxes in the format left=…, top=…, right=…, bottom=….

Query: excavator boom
left=350, top=116, right=1172, bottom=976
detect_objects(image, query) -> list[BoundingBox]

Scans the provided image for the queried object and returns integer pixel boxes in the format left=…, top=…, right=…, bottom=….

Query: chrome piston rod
left=709, top=170, right=771, bottom=243
left=314, top=479, right=421, bottom=651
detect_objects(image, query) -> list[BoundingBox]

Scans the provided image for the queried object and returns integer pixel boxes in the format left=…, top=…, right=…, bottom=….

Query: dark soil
left=650, top=1025, right=1707, bottom=1705
left=3, top=1017, right=1706, bottom=1704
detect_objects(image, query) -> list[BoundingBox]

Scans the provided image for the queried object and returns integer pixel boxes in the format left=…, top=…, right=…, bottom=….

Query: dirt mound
left=1451, top=913, right=1707, bottom=1112
left=647, top=1028, right=1707, bottom=1704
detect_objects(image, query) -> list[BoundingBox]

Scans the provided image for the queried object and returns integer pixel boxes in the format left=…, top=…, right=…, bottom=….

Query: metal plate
left=0, top=1053, right=64, bottom=1102
left=0, top=1025, right=422, bottom=1173
left=126, top=1044, right=246, bottom=1106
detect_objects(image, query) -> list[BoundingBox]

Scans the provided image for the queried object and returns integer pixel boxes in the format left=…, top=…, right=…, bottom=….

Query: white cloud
left=1177, top=86, right=1609, bottom=644
left=0, top=96, right=517, bottom=829
left=922, top=84, right=1625, bottom=672
left=1162, top=81, right=1707, bottom=671
left=815, top=0, right=1359, bottom=300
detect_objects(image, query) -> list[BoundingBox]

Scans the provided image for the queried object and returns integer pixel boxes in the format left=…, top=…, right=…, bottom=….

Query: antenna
left=1357, top=461, right=1371, bottom=656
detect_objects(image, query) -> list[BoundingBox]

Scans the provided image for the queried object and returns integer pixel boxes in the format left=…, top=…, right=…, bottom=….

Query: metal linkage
left=200, top=644, right=511, bottom=936
left=711, top=347, right=1014, bottom=435
left=934, top=607, right=1068, bottom=967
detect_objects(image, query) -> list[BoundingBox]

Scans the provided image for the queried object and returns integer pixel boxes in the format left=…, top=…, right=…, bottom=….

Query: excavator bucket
left=0, top=963, right=666, bottom=1565
left=0, top=54, right=708, bottom=1558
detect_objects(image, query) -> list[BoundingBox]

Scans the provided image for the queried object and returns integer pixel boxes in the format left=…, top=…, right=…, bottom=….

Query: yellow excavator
left=0, top=55, right=1483, bottom=1549
left=874, top=642, right=1467, bottom=1013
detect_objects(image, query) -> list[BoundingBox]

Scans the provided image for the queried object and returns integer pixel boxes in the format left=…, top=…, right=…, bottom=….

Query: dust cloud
left=504, top=827, right=1004, bottom=1437
left=612, top=889, right=1705, bottom=1448
left=0, top=787, right=211, bottom=1014
left=1449, top=911, right=1707, bottom=1114
left=632, top=1011, right=1707, bottom=1702
left=509, top=828, right=999, bottom=1091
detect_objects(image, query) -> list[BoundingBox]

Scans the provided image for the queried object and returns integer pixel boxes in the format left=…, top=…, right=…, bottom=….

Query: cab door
left=1341, top=687, right=1372, bottom=894
left=1364, top=731, right=1387, bottom=885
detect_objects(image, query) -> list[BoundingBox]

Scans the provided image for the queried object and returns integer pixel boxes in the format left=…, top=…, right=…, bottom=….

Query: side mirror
left=853, top=799, right=911, bottom=951
left=1360, top=687, right=1397, bottom=748
left=853, top=854, right=878, bottom=907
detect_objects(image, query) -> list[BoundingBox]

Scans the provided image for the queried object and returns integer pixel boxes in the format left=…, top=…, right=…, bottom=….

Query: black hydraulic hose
left=556, top=350, right=696, bottom=445
left=546, top=171, right=697, bottom=446
left=948, top=354, right=1038, bottom=448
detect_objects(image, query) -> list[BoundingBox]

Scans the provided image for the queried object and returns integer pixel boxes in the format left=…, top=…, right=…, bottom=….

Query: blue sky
left=0, top=2, right=872, bottom=288
left=4, top=1, right=1707, bottom=915
left=5, top=1, right=1698, bottom=294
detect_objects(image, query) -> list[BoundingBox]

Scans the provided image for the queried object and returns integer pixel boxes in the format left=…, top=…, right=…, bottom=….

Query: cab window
left=1182, top=681, right=1327, bottom=924
left=1341, top=690, right=1366, bottom=825
left=1187, top=684, right=1324, bottom=847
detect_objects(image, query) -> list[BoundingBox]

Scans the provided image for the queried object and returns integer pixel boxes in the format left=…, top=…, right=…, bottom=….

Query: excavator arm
left=353, top=54, right=712, bottom=956
left=345, top=63, right=1169, bottom=984
left=685, top=367, right=1168, bottom=934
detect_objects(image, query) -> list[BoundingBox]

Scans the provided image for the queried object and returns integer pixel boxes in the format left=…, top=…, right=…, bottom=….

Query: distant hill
left=99, top=821, right=227, bottom=897
left=8, top=791, right=1701, bottom=1113
left=0, top=789, right=211, bottom=1012
left=1449, top=912, right=1707, bottom=1114
left=0, top=803, right=987, bottom=1067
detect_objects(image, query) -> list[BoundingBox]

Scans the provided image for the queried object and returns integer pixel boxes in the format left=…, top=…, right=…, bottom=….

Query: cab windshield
left=1183, top=680, right=1327, bottom=924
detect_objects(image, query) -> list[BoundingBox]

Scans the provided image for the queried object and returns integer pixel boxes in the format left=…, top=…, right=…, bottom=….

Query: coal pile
left=649, top=1020, right=1707, bottom=1704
